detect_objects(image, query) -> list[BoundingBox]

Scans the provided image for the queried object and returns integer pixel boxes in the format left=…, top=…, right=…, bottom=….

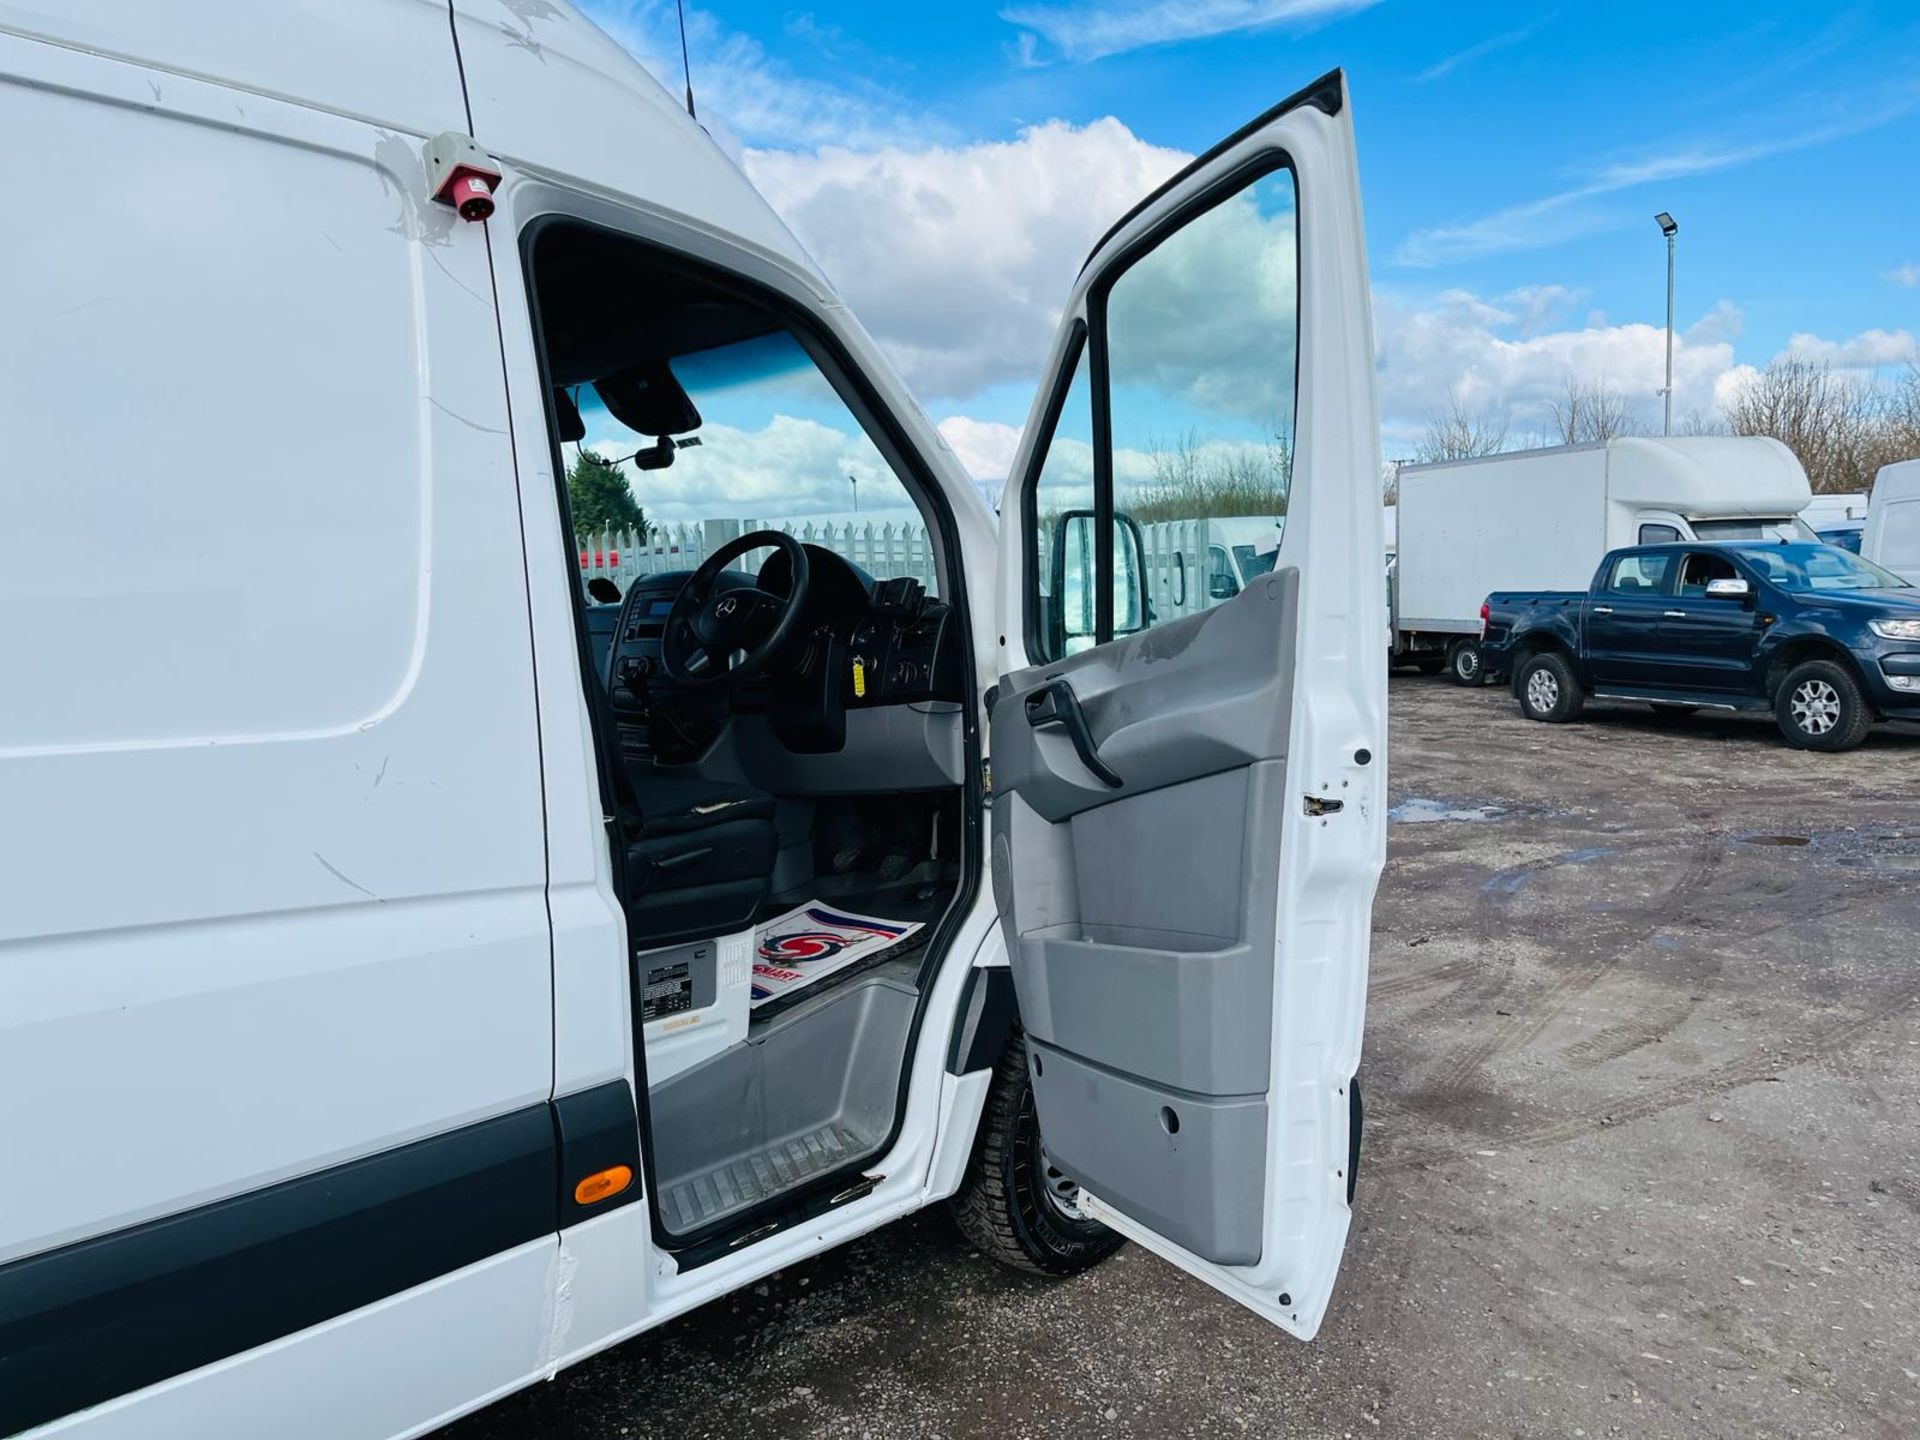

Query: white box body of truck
left=1393, top=436, right=1815, bottom=662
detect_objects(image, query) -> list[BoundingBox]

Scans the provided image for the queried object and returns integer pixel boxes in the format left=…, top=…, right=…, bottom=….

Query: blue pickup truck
left=1480, top=541, right=1920, bottom=751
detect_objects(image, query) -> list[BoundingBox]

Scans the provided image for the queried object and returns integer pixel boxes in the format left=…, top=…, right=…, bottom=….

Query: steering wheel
left=659, top=530, right=811, bottom=690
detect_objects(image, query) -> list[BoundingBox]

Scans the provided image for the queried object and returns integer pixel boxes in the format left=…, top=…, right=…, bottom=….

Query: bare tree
left=1722, top=357, right=1920, bottom=495
left=1129, top=427, right=1293, bottom=523
left=1547, top=375, right=1641, bottom=445
left=1416, top=387, right=1510, bottom=462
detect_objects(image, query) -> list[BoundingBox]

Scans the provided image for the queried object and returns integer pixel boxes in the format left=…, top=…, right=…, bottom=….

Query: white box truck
left=1863, top=458, right=1920, bottom=582
left=1391, top=436, right=1816, bottom=683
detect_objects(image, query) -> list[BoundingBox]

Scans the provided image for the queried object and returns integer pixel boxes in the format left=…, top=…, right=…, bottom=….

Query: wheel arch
left=1762, top=634, right=1868, bottom=702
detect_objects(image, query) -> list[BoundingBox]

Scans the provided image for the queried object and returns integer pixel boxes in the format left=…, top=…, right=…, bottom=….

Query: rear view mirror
left=1049, top=509, right=1151, bottom=656
left=1209, top=573, right=1240, bottom=601
left=595, top=361, right=701, bottom=439
left=1706, top=577, right=1751, bottom=599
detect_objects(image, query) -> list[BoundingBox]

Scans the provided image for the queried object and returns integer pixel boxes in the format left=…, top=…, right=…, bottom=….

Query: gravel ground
left=446, top=677, right=1920, bottom=1440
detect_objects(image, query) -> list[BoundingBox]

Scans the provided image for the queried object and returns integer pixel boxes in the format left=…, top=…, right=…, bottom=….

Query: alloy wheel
left=1790, top=679, right=1841, bottom=736
left=1526, top=668, right=1560, bottom=714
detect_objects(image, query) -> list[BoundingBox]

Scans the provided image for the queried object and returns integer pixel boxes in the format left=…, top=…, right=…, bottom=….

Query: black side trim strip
left=556, top=1079, right=643, bottom=1220
left=1078, top=68, right=1343, bottom=276
left=946, top=966, right=1016, bottom=1076
left=0, top=1105, right=558, bottom=1436
left=1347, top=1075, right=1363, bottom=1207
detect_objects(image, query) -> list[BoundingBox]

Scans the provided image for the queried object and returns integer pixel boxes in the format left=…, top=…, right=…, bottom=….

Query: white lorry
left=1863, top=459, right=1920, bottom=582
left=1391, top=436, right=1816, bottom=683
left=0, top=7, right=1387, bottom=1437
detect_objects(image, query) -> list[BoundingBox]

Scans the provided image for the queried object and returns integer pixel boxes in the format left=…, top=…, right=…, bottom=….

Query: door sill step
left=660, top=1122, right=872, bottom=1234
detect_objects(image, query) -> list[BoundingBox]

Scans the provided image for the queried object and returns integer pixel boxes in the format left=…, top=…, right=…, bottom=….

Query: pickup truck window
left=1606, top=552, right=1672, bottom=593
left=1677, top=551, right=1738, bottom=596
left=1731, top=542, right=1911, bottom=592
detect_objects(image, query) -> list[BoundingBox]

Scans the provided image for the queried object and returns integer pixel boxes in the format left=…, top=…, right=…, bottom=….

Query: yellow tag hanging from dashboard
left=852, top=657, right=867, bottom=698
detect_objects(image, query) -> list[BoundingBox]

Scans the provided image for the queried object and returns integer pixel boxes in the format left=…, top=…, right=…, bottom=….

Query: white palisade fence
left=577, top=518, right=940, bottom=593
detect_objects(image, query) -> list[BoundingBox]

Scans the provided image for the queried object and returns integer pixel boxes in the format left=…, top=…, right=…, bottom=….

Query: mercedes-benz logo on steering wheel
left=715, top=596, right=739, bottom=617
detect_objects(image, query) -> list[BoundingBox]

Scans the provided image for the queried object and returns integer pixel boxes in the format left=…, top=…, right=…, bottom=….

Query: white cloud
left=1372, top=288, right=1740, bottom=453
left=745, top=119, right=1188, bottom=398
left=1780, top=328, right=1919, bottom=369
left=1415, top=14, right=1557, bottom=83
left=1001, top=0, right=1379, bottom=63
left=938, top=416, right=1023, bottom=482
left=1883, top=262, right=1920, bottom=288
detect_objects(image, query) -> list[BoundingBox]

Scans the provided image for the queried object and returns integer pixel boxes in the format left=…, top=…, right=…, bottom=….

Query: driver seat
left=622, top=767, right=779, bottom=948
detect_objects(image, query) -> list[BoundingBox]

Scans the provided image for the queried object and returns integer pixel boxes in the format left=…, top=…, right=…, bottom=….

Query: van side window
left=1030, top=341, right=1095, bottom=655
left=1607, top=553, right=1672, bottom=593
left=1639, top=524, right=1682, bottom=545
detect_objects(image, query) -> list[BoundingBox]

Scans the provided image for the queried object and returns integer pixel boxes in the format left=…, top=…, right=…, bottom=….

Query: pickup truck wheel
left=1516, top=652, right=1585, bottom=723
left=1775, top=660, right=1873, bottom=752
left=1446, top=639, right=1485, bottom=687
left=949, top=1027, right=1124, bottom=1277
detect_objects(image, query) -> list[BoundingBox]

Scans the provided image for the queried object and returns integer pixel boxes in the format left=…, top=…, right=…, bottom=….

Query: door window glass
left=1677, top=552, right=1737, bottom=596
left=1607, top=553, right=1672, bottom=593
left=1639, top=523, right=1681, bottom=545
left=1024, top=167, right=1296, bottom=661
left=1106, top=168, right=1296, bottom=636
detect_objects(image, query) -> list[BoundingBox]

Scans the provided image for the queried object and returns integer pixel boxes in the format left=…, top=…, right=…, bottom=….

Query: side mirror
left=1208, top=573, right=1240, bottom=601
left=1049, top=509, right=1151, bottom=655
left=1706, top=577, right=1751, bottom=599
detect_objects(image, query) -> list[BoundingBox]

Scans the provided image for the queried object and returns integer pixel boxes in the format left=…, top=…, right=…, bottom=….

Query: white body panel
left=1394, top=436, right=1815, bottom=633
left=0, top=31, right=551, bottom=1265
left=1864, top=459, right=1920, bottom=582
left=1802, top=492, right=1870, bottom=529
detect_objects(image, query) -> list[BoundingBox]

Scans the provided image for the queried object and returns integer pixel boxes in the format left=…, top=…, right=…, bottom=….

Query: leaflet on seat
left=750, top=903, right=924, bottom=1008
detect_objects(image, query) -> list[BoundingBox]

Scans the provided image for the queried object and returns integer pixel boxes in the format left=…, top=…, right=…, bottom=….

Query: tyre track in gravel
left=1408, top=812, right=1724, bottom=1111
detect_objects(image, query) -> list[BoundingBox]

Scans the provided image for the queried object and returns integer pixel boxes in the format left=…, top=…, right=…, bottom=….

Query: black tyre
left=949, top=1027, right=1123, bottom=1277
left=1774, top=659, right=1873, bottom=752
left=1446, top=638, right=1485, bottom=687
left=1413, top=654, right=1447, bottom=676
left=1515, top=651, right=1585, bottom=723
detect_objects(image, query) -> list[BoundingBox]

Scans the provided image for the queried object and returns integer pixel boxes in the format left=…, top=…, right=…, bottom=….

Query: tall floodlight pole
left=1655, top=212, right=1678, bottom=435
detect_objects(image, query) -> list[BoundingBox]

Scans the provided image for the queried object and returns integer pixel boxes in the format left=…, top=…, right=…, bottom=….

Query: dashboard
left=593, top=545, right=963, bottom=760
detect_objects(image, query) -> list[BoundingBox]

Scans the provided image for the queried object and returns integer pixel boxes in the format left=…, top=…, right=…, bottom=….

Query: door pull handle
left=1025, top=678, right=1123, bottom=788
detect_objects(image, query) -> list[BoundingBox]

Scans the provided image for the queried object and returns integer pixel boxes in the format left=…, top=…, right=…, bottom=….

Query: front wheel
left=1775, top=659, right=1873, bottom=752
left=949, top=1028, right=1124, bottom=1277
left=1447, top=638, right=1485, bottom=687
left=1515, top=652, right=1585, bottom=724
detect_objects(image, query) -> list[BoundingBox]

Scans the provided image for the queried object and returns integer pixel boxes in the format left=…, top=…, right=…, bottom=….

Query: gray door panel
left=990, top=570, right=1297, bottom=1264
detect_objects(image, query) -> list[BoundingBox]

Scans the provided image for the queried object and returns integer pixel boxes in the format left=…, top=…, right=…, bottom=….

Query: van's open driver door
left=990, top=72, right=1386, bottom=1338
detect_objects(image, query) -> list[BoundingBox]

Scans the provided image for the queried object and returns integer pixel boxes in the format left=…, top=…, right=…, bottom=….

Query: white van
left=0, top=6, right=1387, bottom=1437
left=1863, top=459, right=1920, bottom=582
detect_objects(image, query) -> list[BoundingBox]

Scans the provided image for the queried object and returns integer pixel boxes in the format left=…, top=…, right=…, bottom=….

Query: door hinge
left=1303, top=795, right=1345, bottom=817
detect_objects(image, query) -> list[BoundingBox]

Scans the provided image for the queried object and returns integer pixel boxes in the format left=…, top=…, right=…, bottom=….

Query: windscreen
left=1690, top=517, right=1818, bottom=543
left=1731, top=543, right=1912, bottom=591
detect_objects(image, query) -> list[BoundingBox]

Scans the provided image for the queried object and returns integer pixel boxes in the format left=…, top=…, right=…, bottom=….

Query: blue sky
left=579, top=0, right=1920, bottom=471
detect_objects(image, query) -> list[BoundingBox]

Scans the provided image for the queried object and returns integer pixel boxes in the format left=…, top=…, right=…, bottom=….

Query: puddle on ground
left=1391, top=796, right=1508, bottom=824
left=1734, top=829, right=1920, bottom=869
